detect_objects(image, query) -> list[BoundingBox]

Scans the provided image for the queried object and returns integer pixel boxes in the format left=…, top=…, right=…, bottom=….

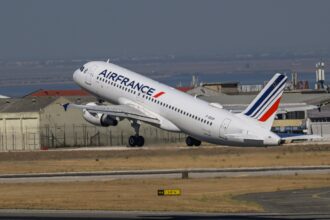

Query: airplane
left=63, top=60, right=305, bottom=147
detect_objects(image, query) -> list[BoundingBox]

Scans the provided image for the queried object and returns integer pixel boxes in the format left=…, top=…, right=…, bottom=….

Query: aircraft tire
left=128, top=136, right=137, bottom=147
left=136, top=136, right=145, bottom=147
left=185, top=136, right=194, bottom=147
left=194, top=140, right=201, bottom=146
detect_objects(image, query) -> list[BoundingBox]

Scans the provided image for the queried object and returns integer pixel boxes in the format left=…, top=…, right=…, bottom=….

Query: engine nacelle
left=82, top=103, right=118, bottom=127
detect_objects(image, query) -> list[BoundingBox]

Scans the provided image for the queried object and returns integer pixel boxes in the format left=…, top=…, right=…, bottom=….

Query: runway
left=0, top=166, right=329, bottom=183
left=0, top=210, right=328, bottom=220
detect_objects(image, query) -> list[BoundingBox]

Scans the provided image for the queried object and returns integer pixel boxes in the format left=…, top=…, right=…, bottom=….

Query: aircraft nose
left=73, top=69, right=79, bottom=83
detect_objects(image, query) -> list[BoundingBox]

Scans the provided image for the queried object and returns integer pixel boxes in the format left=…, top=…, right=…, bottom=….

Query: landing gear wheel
left=128, top=136, right=137, bottom=147
left=136, top=136, right=145, bottom=147
left=194, top=140, right=201, bottom=146
left=128, top=120, right=145, bottom=147
left=186, top=136, right=194, bottom=147
left=186, top=136, right=201, bottom=147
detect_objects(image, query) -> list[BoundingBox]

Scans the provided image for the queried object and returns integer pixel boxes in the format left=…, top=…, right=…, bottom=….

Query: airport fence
left=0, top=124, right=186, bottom=151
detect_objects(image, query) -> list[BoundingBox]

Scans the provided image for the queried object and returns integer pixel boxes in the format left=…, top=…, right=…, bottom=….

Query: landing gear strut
left=186, top=136, right=201, bottom=147
left=128, top=120, right=145, bottom=147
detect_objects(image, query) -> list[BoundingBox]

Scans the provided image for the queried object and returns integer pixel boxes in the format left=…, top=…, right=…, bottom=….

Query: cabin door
left=219, top=118, right=231, bottom=138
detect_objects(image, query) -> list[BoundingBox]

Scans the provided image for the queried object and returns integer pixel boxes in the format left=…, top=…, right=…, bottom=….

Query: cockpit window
left=79, top=66, right=84, bottom=72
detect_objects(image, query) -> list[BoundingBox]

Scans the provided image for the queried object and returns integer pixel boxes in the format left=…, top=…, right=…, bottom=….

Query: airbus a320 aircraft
left=63, top=60, right=288, bottom=147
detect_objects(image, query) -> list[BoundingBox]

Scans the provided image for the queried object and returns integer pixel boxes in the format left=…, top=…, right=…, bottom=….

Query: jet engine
left=82, top=103, right=118, bottom=127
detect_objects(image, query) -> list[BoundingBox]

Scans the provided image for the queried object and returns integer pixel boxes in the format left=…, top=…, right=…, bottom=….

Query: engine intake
left=100, top=114, right=118, bottom=126
left=83, top=109, right=118, bottom=127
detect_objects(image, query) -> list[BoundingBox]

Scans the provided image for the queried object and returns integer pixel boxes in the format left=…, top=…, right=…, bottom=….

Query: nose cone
left=73, top=69, right=79, bottom=83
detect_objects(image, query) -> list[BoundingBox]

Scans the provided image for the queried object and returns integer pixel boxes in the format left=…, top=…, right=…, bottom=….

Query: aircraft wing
left=223, top=103, right=317, bottom=114
left=62, top=103, right=160, bottom=125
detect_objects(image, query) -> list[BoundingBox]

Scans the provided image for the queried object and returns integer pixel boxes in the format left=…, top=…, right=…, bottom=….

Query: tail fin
left=242, top=73, right=288, bottom=130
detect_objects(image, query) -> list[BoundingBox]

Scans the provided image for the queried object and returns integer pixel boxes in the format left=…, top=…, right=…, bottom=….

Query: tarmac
left=0, top=166, right=329, bottom=183
left=0, top=209, right=328, bottom=220
left=238, top=187, right=330, bottom=214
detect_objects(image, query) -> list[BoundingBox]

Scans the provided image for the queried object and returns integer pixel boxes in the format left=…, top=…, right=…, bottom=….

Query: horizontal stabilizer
left=281, top=134, right=322, bottom=141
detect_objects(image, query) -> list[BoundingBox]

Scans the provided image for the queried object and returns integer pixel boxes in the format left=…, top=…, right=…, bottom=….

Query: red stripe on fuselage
left=258, top=97, right=281, bottom=122
left=153, top=91, right=165, bottom=98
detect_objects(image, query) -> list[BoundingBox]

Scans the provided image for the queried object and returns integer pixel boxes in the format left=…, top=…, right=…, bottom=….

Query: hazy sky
left=0, top=0, right=329, bottom=59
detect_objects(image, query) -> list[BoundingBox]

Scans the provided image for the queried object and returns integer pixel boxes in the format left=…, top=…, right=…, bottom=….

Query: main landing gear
left=128, top=120, right=145, bottom=147
left=186, top=136, right=201, bottom=147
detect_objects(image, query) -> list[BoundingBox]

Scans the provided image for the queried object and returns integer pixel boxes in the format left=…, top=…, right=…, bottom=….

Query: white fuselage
left=73, top=61, right=280, bottom=146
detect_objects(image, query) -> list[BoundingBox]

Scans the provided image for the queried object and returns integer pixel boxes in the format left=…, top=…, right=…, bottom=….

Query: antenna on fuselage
left=106, top=59, right=110, bottom=63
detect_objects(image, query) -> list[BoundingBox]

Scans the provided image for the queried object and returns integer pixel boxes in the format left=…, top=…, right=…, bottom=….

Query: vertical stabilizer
left=242, top=73, right=287, bottom=130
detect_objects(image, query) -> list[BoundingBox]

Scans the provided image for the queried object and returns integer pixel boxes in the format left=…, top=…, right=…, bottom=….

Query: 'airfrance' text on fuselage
left=99, top=69, right=156, bottom=96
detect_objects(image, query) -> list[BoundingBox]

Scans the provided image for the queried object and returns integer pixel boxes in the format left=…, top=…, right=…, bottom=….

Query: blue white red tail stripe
left=251, top=80, right=286, bottom=118
left=259, top=97, right=282, bottom=122
left=243, top=73, right=287, bottom=123
left=244, top=74, right=285, bottom=116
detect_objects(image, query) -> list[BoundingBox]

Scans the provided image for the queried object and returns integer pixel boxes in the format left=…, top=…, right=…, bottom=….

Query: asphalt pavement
left=237, top=187, right=330, bottom=214
left=0, top=166, right=329, bottom=183
left=0, top=210, right=328, bottom=220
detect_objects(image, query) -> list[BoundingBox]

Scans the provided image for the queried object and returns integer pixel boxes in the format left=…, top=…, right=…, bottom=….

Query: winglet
left=62, top=103, right=70, bottom=111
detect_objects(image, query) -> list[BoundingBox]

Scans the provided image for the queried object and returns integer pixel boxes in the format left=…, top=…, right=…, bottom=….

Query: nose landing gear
left=186, top=136, right=201, bottom=147
left=128, top=120, right=145, bottom=147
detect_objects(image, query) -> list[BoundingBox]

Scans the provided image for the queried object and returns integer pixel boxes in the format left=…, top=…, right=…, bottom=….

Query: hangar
left=0, top=97, right=55, bottom=151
